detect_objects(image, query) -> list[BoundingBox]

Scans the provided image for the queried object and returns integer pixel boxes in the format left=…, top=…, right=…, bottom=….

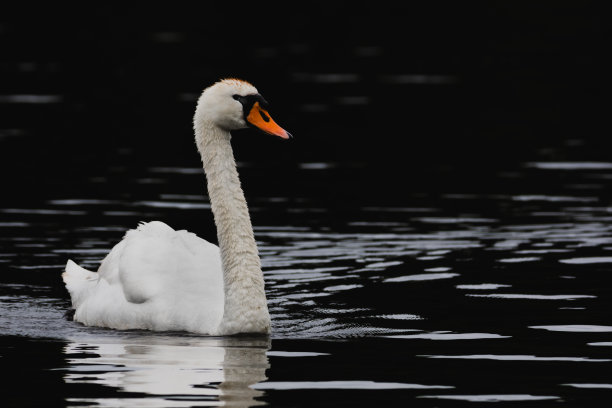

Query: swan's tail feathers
left=63, top=259, right=97, bottom=308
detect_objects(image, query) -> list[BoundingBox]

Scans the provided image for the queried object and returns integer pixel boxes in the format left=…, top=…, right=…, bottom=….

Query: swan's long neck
left=196, top=122, right=270, bottom=335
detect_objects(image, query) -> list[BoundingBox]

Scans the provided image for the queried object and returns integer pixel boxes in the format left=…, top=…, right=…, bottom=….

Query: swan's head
left=195, top=78, right=291, bottom=139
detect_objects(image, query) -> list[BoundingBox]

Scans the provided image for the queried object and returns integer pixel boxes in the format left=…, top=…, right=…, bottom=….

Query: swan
left=62, top=78, right=291, bottom=335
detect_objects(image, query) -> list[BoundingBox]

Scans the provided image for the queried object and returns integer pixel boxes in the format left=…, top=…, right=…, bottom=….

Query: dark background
left=0, top=2, right=608, bottom=200
left=1, top=5, right=611, bottom=407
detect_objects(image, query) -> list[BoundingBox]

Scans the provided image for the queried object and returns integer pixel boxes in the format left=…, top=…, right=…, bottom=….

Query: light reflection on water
left=0, top=94, right=63, bottom=103
left=1, top=162, right=612, bottom=406
left=420, top=354, right=611, bottom=362
left=63, top=336, right=270, bottom=408
left=420, top=394, right=560, bottom=402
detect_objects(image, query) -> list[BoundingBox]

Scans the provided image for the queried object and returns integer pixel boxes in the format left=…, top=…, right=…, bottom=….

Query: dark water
left=2, top=160, right=612, bottom=406
left=1, top=4, right=611, bottom=407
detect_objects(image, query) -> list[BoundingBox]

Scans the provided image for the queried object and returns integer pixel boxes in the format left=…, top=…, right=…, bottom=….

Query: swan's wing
left=118, top=233, right=178, bottom=303
left=97, top=221, right=222, bottom=305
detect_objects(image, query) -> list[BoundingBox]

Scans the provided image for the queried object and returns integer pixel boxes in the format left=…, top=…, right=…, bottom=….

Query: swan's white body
left=64, top=221, right=225, bottom=333
left=63, top=79, right=288, bottom=335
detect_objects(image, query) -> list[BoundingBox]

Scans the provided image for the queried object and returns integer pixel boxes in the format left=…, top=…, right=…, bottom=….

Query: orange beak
left=246, top=102, right=292, bottom=139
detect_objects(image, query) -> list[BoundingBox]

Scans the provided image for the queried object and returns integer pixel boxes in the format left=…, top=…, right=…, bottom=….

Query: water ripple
left=559, top=257, right=612, bottom=264
left=457, top=283, right=511, bottom=290
left=253, top=380, right=453, bottom=390
left=498, top=257, right=542, bottom=263
left=467, top=294, right=595, bottom=300
left=562, top=383, right=612, bottom=389
left=388, top=332, right=509, bottom=340
left=530, top=325, right=612, bottom=332
left=136, top=201, right=210, bottom=209
left=527, top=162, right=612, bottom=170
left=420, top=354, right=611, bottom=362
left=0, top=94, right=63, bottom=103
left=267, top=351, right=329, bottom=357
left=420, top=394, right=559, bottom=402
left=384, top=273, right=459, bottom=283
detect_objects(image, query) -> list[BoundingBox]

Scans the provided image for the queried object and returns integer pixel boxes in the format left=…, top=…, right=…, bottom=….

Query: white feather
left=63, top=79, right=275, bottom=335
left=65, top=221, right=223, bottom=333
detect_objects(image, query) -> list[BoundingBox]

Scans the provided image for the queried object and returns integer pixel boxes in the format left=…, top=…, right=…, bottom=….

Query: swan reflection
left=63, top=334, right=269, bottom=407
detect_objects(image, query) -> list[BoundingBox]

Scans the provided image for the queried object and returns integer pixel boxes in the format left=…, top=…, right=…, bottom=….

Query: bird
left=62, top=78, right=291, bottom=335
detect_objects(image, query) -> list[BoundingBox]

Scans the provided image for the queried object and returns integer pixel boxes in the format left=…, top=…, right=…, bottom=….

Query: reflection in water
left=63, top=335, right=269, bottom=407
left=388, top=332, right=510, bottom=340
left=253, top=380, right=453, bottom=390
left=383, top=272, right=459, bottom=283
left=559, top=257, right=612, bottom=264
left=526, top=162, right=612, bottom=170
left=466, top=294, right=596, bottom=300
left=2, top=161, right=612, bottom=406
left=420, top=354, right=611, bottom=362
left=0, top=94, right=63, bottom=103
left=563, top=383, right=612, bottom=389
left=530, top=325, right=612, bottom=332
left=420, top=394, right=560, bottom=402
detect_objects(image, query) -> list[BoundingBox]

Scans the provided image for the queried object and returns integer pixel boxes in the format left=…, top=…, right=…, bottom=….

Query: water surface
left=1, top=158, right=612, bottom=407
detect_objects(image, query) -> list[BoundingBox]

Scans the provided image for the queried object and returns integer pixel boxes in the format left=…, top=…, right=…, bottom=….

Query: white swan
left=62, top=78, right=291, bottom=335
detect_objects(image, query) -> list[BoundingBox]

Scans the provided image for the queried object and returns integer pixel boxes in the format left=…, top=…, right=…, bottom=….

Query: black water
left=1, top=4, right=611, bottom=407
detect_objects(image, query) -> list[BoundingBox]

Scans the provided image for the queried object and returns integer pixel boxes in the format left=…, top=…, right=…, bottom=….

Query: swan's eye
left=233, top=94, right=243, bottom=102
